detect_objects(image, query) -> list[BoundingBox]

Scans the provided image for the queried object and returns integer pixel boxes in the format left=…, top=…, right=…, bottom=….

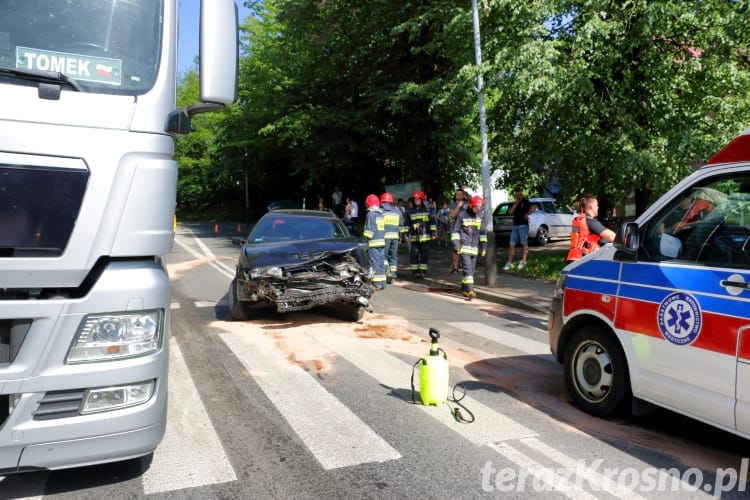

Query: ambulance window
left=648, top=174, right=750, bottom=268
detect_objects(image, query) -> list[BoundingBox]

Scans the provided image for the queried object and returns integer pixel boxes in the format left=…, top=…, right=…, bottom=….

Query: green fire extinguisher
left=412, top=328, right=449, bottom=406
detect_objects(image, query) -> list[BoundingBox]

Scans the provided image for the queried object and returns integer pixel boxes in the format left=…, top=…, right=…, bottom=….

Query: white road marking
left=142, top=338, right=236, bottom=494
left=170, top=302, right=181, bottom=309
left=310, top=329, right=536, bottom=444
left=520, top=437, right=646, bottom=499
left=487, top=441, right=599, bottom=499
left=449, top=321, right=552, bottom=358
left=219, top=331, right=401, bottom=470
left=173, top=234, right=234, bottom=279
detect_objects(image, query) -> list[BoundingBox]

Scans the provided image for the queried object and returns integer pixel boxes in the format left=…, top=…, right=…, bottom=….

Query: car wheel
left=563, top=326, right=631, bottom=417
left=228, top=279, right=252, bottom=321
left=535, top=226, right=550, bottom=246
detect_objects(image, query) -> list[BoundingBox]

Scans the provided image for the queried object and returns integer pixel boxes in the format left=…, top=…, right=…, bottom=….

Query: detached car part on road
left=228, top=210, right=375, bottom=322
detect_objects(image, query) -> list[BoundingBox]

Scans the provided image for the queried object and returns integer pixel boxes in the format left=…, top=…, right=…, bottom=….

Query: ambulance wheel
left=228, top=279, right=253, bottom=321
left=564, top=326, right=631, bottom=417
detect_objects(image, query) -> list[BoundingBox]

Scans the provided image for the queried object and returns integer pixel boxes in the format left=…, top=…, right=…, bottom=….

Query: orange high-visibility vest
left=567, top=214, right=600, bottom=261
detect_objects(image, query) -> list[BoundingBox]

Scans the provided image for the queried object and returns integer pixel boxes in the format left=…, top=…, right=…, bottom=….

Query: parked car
left=493, top=197, right=575, bottom=246
left=228, top=209, right=375, bottom=322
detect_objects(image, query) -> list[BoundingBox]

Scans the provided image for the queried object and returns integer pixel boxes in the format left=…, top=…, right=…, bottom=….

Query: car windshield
left=0, top=0, right=162, bottom=95
left=249, top=216, right=350, bottom=243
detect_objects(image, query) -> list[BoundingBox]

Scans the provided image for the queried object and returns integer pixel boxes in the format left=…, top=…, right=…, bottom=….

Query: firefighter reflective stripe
left=452, top=210, right=486, bottom=256
left=405, top=208, right=436, bottom=243
left=364, top=208, right=386, bottom=247
left=382, top=207, right=402, bottom=240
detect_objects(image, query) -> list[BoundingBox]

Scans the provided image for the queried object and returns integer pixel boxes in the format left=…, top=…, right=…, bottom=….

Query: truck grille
left=33, top=389, right=85, bottom=420
left=0, top=162, right=88, bottom=257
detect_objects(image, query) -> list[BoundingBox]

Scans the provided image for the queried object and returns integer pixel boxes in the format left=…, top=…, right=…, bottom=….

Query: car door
left=539, top=200, right=564, bottom=238
left=615, top=172, right=750, bottom=431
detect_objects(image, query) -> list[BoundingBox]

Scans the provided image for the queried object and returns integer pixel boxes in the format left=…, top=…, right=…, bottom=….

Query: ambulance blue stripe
left=618, top=283, right=748, bottom=318
left=566, top=275, right=619, bottom=295
left=619, top=262, right=745, bottom=295
left=567, top=259, right=621, bottom=280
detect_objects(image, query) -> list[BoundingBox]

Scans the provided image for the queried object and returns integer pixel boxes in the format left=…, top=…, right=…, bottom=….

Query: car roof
left=497, top=197, right=557, bottom=205
left=264, top=209, right=339, bottom=219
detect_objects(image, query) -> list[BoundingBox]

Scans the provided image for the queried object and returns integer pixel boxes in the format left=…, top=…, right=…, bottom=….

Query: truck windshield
left=0, top=0, right=162, bottom=95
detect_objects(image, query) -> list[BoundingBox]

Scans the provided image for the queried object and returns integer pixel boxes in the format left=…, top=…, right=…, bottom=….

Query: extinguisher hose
left=447, top=382, right=475, bottom=424
left=409, top=357, right=476, bottom=424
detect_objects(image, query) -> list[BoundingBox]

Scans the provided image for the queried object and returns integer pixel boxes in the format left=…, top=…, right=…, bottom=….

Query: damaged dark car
left=228, top=209, right=375, bottom=322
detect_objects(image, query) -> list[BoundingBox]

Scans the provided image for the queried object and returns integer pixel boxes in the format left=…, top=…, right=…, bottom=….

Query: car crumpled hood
left=242, top=238, right=369, bottom=269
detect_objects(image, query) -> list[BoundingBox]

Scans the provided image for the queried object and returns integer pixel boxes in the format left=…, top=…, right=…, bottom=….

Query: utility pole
left=472, top=0, right=497, bottom=286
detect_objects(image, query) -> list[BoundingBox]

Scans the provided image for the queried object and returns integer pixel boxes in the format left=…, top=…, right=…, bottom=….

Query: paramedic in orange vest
left=566, top=195, right=616, bottom=262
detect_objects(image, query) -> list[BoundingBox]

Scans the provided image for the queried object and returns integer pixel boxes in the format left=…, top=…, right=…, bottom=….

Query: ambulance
left=549, top=129, right=750, bottom=439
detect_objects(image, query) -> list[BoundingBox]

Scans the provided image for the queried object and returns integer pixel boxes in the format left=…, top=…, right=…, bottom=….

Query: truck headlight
left=66, top=310, right=164, bottom=363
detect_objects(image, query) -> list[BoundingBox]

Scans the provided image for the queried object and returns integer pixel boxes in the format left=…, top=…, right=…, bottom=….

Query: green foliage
left=175, top=0, right=750, bottom=221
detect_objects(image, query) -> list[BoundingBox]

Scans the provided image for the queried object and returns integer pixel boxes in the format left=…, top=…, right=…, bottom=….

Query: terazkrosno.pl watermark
left=480, top=459, right=748, bottom=497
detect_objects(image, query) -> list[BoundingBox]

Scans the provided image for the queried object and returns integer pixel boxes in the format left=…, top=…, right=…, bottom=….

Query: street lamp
left=471, top=0, right=497, bottom=286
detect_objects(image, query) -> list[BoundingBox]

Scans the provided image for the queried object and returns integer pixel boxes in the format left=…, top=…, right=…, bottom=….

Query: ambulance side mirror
left=615, top=222, right=639, bottom=254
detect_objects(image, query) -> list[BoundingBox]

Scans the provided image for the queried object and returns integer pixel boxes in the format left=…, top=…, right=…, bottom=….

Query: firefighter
left=363, top=194, right=387, bottom=289
left=380, top=192, right=402, bottom=283
left=451, top=195, right=487, bottom=300
left=566, top=195, right=616, bottom=262
left=404, top=190, right=437, bottom=278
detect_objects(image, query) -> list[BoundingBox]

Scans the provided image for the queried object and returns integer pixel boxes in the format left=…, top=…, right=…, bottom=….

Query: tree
left=477, top=0, right=750, bottom=214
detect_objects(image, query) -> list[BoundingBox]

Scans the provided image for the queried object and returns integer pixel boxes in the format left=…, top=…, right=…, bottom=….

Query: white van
left=549, top=129, right=750, bottom=439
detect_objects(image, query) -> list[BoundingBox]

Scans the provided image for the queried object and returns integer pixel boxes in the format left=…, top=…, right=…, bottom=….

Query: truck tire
left=563, top=326, right=631, bottom=417
left=228, top=279, right=252, bottom=321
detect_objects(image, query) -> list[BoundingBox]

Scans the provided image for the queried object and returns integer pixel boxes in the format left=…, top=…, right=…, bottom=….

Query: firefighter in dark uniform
left=363, top=194, right=387, bottom=289
left=380, top=192, right=402, bottom=283
left=403, top=190, right=437, bottom=278
left=451, top=195, right=487, bottom=300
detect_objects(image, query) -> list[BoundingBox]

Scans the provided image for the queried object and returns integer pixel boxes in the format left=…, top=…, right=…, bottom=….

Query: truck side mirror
left=199, top=0, right=239, bottom=105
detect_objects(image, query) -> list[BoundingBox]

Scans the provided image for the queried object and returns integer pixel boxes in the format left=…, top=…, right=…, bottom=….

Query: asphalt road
left=2, top=224, right=747, bottom=499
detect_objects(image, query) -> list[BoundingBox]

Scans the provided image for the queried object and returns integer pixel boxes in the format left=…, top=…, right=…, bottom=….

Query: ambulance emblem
left=657, top=292, right=702, bottom=345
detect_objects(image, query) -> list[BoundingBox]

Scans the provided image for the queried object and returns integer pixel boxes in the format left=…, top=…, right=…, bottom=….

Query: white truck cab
left=0, top=0, right=237, bottom=473
left=549, top=129, right=750, bottom=439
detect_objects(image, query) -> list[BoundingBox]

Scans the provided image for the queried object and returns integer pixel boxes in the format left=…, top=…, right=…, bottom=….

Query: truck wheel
left=228, top=279, right=252, bottom=321
left=535, top=226, right=550, bottom=246
left=563, top=326, right=630, bottom=417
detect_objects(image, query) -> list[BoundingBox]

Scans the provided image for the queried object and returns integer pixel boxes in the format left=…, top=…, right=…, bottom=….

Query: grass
left=497, top=250, right=568, bottom=282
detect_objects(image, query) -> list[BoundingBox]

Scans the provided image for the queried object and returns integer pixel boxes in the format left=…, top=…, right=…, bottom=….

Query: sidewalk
left=393, top=241, right=559, bottom=314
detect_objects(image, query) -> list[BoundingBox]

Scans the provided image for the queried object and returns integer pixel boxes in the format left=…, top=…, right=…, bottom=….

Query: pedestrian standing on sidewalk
left=452, top=195, right=487, bottom=300
left=503, top=189, right=535, bottom=271
left=380, top=192, right=402, bottom=283
left=404, top=190, right=437, bottom=278
left=363, top=194, right=386, bottom=289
